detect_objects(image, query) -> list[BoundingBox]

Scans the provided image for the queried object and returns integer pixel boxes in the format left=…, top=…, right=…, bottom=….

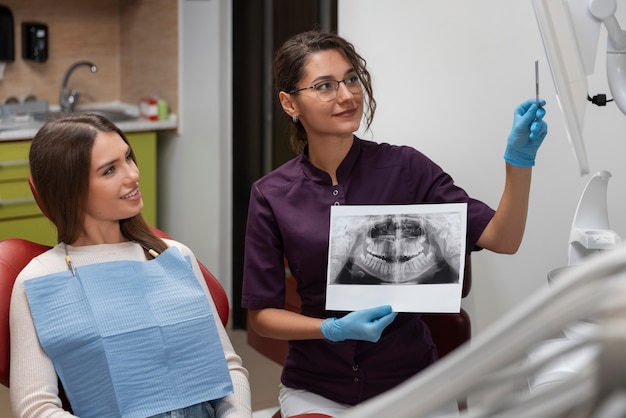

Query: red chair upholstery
left=0, top=239, right=49, bottom=388
left=0, top=231, right=230, bottom=393
left=246, top=255, right=473, bottom=417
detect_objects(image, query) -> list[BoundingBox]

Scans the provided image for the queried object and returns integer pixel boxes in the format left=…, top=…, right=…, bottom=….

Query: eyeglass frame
left=287, top=73, right=364, bottom=102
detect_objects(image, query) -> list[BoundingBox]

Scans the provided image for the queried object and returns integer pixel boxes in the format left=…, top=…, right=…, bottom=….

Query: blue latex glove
left=320, top=305, right=398, bottom=343
left=504, top=98, right=548, bottom=167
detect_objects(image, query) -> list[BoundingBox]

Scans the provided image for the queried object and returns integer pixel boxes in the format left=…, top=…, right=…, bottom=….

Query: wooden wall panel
left=0, top=0, right=177, bottom=113
left=120, top=1, right=178, bottom=114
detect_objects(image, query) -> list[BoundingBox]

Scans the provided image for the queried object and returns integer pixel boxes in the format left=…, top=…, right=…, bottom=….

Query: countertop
left=0, top=101, right=178, bottom=142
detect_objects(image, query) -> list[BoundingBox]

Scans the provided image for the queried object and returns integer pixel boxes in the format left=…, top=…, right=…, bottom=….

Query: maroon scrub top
left=242, top=137, right=495, bottom=405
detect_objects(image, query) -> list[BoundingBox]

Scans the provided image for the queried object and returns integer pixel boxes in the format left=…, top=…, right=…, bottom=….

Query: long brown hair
left=274, top=30, right=377, bottom=154
left=29, top=113, right=168, bottom=258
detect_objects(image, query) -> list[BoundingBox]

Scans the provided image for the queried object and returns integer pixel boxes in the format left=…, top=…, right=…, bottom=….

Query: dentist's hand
left=321, top=305, right=398, bottom=343
left=504, top=98, right=548, bottom=167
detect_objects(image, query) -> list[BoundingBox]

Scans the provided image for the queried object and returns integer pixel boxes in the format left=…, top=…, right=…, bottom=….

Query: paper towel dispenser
left=22, top=22, right=48, bottom=62
left=0, top=6, right=15, bottom=62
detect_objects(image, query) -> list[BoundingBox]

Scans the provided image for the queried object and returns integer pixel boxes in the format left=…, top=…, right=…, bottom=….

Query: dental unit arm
left=569, top=170, right=622, bottom=266
left=589, top=0, right=626, bottom=114
left=532, top=0, right=626, bottom=175
left=339, top=245, right=626, bottom=418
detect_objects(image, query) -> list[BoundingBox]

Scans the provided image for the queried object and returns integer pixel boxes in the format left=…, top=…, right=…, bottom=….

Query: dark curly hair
left=274, top=30, right=377, bottom=154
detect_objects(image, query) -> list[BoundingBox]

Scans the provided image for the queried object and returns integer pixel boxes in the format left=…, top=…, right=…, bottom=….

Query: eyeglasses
left=289, top=73, right=363, bottom=102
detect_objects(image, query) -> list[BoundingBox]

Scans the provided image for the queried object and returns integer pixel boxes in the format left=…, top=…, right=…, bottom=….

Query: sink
left=0, top=123, right=33, bottom=133
left=0, top=102, right=147, bottom=138
left=33, top=109, right=138, bottom=123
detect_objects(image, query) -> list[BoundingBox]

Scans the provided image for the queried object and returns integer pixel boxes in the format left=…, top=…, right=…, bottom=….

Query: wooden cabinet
left=0, top=131, right=158, bottom=246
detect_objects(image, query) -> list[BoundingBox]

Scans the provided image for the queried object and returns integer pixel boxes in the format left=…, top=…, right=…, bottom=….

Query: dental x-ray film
left=325, top=203, right=467, bottom=313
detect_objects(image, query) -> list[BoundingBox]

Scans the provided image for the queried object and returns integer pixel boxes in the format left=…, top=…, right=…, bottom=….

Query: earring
left=292, top=114, right=298, bottom=123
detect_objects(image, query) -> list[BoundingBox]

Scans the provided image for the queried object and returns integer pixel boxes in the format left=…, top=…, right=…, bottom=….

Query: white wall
left=159, top=0, right=232, bottom=304
left=338, top=0, right=626, bottom=334
left=167, top=0, right=626, bottom=333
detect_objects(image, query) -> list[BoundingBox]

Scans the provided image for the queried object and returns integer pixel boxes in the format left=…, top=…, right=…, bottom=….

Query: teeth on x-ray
left=353, top=216, right=440, bottom=283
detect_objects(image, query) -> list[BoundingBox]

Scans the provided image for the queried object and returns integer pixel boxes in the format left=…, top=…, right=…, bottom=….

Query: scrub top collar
left=300, top=135, right=361, bottom=185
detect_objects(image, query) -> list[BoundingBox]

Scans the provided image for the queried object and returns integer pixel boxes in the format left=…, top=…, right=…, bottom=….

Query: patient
left=9, top=113, right=252, bottom=418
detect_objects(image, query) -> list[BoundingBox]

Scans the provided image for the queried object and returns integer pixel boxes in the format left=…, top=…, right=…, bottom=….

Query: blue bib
left=24, top=246, right=233, bottom=418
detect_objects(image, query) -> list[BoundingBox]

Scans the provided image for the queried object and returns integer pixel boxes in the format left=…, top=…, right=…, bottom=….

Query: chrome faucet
left=59, top=61, right=97, bottom=113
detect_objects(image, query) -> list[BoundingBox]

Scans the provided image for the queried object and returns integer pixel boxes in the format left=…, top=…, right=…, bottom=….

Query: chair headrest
left=0, top=239, right=51, bottom=387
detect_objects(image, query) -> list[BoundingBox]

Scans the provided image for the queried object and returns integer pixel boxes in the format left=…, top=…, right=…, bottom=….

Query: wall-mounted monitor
left=531, top=0, right=603, bottom=176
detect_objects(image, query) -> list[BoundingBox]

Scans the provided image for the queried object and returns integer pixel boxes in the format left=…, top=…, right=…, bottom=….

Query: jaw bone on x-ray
left=332, top=213, right=460, bottom=285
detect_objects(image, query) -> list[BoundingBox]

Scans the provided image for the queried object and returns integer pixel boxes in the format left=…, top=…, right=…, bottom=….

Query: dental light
left=532, top=0, right=626, bottom=176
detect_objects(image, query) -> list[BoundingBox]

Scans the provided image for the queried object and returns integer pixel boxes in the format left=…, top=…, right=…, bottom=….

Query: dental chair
left=247, top=254, right=473, bottom=418
left=0, top=231, right=230, bottom=409
left=1, top=175, right=232, bottom=413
